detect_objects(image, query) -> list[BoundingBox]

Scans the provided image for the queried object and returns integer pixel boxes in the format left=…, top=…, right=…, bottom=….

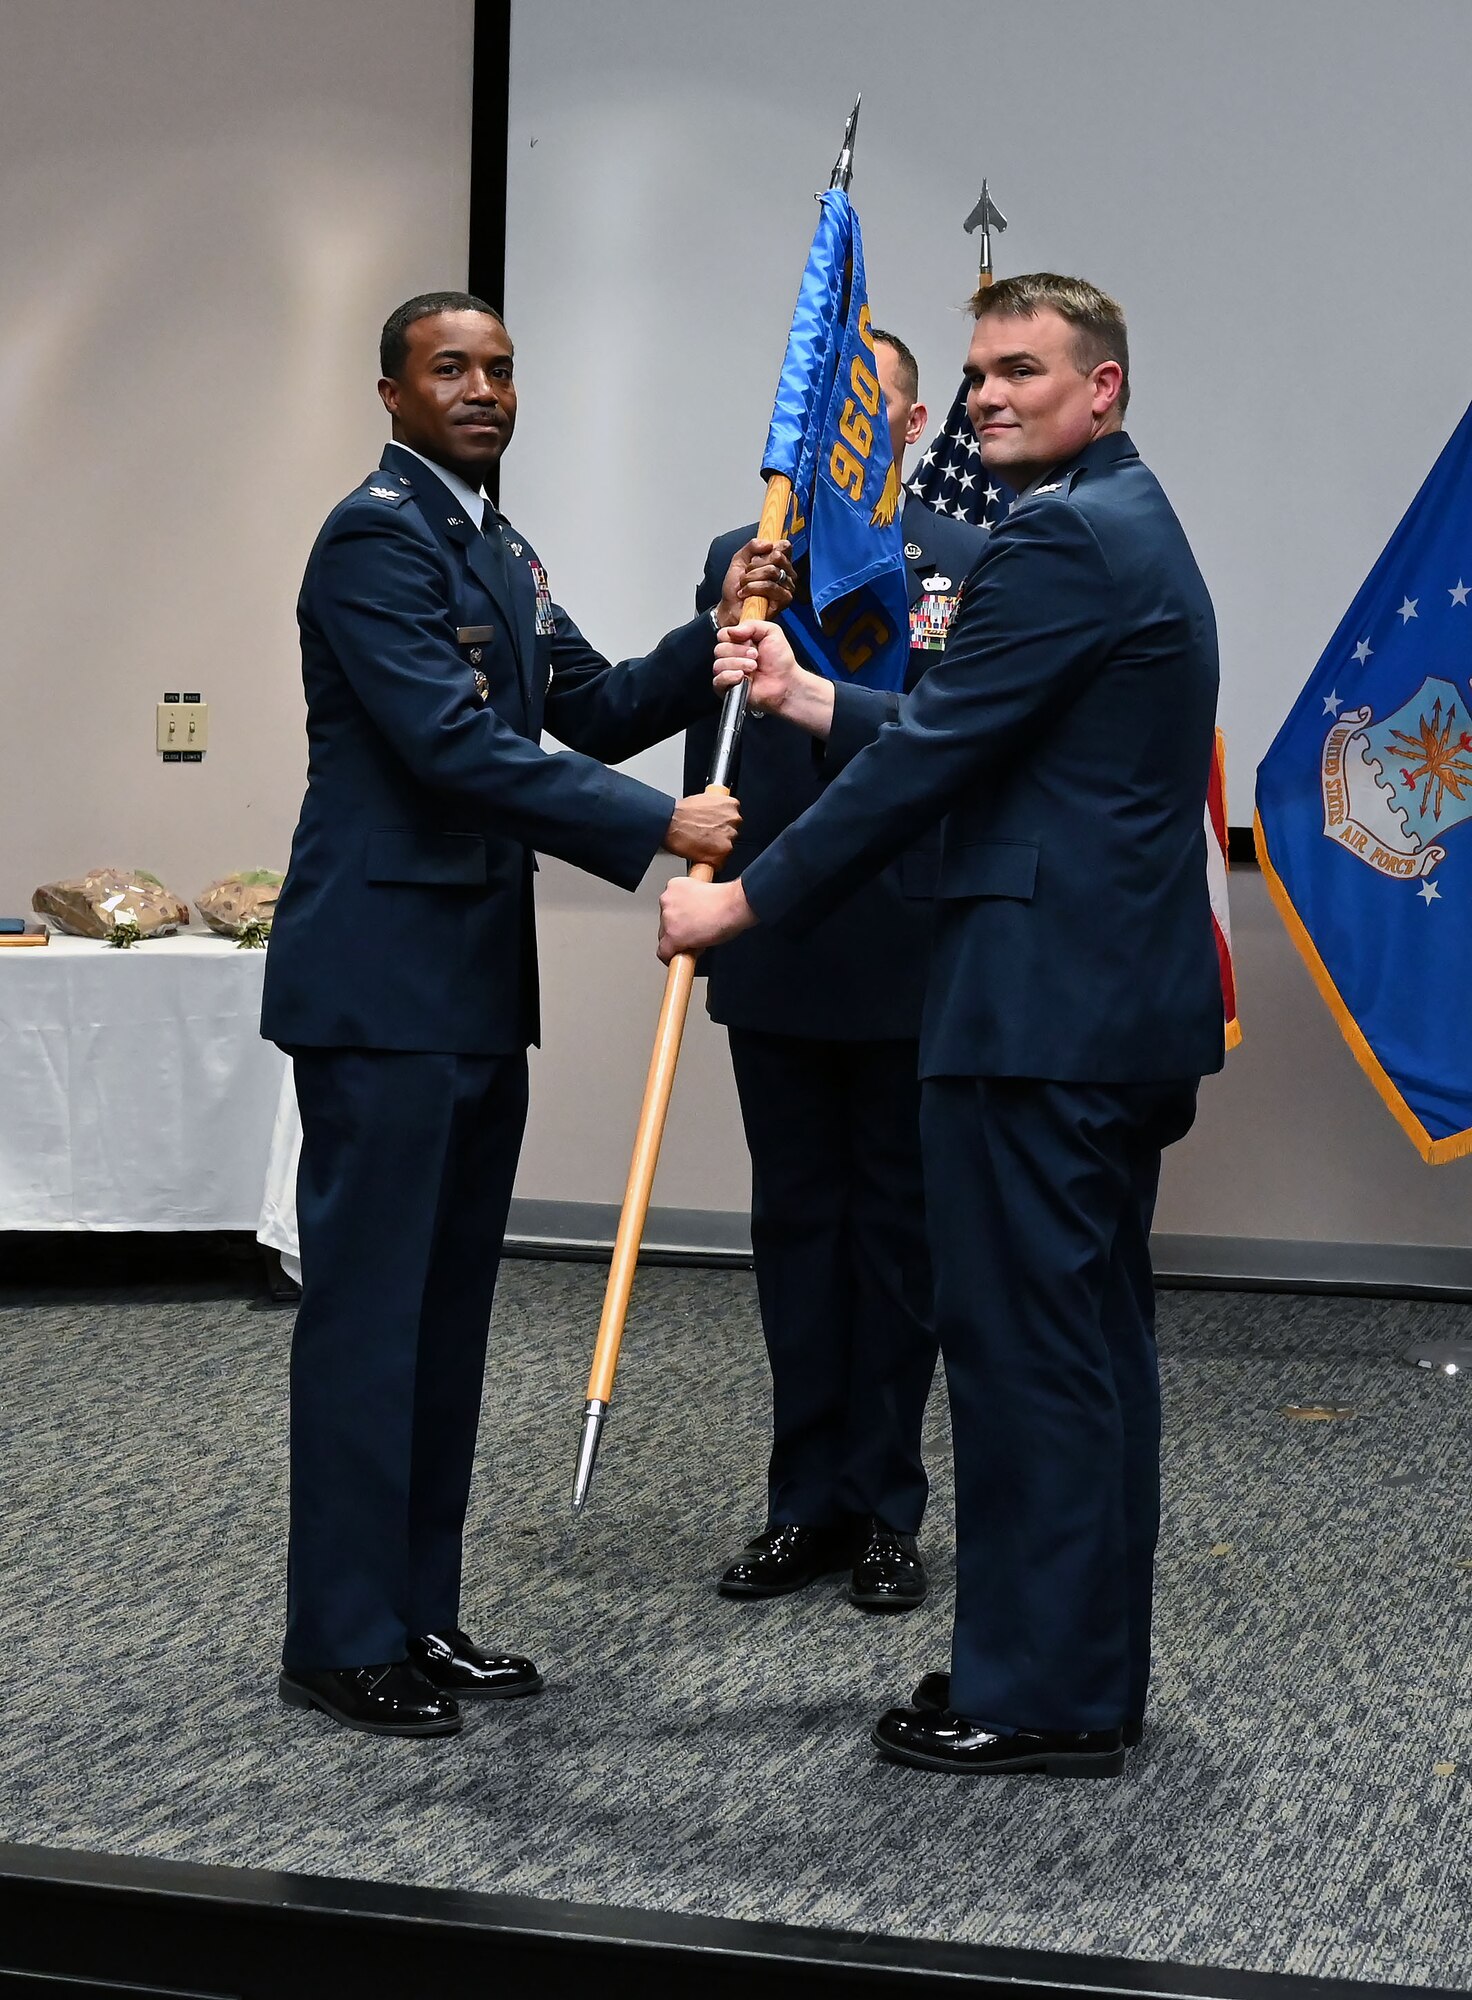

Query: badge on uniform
left=909, top=587, right=962, bottom=652
left=457, top=626, right=494, bottom=700
left=529, top=560, right=556, bottom=637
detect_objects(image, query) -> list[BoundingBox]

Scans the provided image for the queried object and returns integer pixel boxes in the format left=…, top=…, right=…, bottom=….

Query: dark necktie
left=477, top=500, right=512, bottom=596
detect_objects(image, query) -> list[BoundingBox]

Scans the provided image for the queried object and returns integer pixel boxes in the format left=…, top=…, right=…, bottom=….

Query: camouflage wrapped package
left=195, top=869, right=285, bottom=940
left=32, top=868, right=190, bottom=940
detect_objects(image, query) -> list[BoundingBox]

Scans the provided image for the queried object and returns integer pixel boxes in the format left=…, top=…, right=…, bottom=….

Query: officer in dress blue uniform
left=261, top=292, right=791, bottom=1738
left=685, top=331, right=984, bottom=1611
left=659, top=276, right=1225, bottom=1778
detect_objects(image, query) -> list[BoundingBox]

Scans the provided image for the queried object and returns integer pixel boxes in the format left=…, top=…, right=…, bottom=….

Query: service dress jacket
left=262, top=443, right=718, bottom=1056
left=685, top=495, right=985, bottom=1041
left=741, top=433, right=1226, bottom=1083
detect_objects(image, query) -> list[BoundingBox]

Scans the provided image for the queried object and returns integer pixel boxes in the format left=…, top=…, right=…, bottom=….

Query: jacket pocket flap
left=366, top=829, right=487, bottom=887
left=935, top=840, right=1038, bottom=901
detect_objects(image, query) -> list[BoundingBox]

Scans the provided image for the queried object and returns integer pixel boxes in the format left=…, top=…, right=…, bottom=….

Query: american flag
left=908, top=379, right=1240, bottom=1049
left=906, top=381, right=1011, bottom=526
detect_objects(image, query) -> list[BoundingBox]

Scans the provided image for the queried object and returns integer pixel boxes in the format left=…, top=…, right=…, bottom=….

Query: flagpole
left=570, top=100, right=862, bottom=1514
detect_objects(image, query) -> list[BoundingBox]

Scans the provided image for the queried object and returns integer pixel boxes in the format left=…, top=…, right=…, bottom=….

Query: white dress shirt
left=391, top=442, right=494, bottom=530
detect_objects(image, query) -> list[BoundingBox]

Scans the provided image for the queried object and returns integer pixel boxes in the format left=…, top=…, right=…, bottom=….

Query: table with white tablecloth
left=257, top=1058, right=302, bottom=1282
left=0, top=932, right=286, bottom=1230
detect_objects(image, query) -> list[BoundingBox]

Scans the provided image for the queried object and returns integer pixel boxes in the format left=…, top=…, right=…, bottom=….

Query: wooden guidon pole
left=571, top=473, right=794, bottom=1511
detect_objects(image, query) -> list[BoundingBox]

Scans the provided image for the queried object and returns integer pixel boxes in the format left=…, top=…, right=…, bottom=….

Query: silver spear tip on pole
left=963, top=178, right=1008, bottom=281
left=571, top=1398, right=609, bottom=1513
left=829, top=94, right=862, bottom=191
left=962, top=178, right=1008, bottom=238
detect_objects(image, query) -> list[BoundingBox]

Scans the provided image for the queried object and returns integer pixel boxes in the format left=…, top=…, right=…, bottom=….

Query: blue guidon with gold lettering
left=760, top=189, right=911, bottom=693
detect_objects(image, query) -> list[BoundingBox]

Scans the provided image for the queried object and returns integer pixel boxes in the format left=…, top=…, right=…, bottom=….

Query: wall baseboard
left=1150, top=1232, right=1472, bottom=1299
left=506, top=1199, right=752, bottom=1264
left=506, top=1201, right=1472, bottom=1299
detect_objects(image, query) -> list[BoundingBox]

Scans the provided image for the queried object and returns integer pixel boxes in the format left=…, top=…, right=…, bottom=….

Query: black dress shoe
left=718, top=1522, right=858, bottom=1598
left=874, top=1704, right=1125, bottom=1776
left=278, top=1662, right=462, bottom=1737
left=408, top=1629, right=544, bottom=1699
left=910, top=1671, right=1144, bottom=1749
left=849, top=1522, right=927, bottom=1611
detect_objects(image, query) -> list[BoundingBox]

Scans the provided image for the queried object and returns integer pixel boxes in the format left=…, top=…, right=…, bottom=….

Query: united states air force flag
left=761, top=189, right=910, bottom=693
left=1256, top=400, right=1472, bottom=1160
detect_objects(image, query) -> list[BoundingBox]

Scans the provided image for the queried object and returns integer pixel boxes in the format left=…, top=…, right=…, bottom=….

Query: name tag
left=457, top=625, right=494, bottom=645
left=909, top=591, right=962, bottom=653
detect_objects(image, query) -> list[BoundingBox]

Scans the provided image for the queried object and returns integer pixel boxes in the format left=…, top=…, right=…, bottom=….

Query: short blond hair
left=970, top=272, right=1130, bottom=417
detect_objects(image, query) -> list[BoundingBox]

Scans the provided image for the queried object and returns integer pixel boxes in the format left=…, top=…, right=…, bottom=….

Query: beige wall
left=0, top=0, right=475, bottom=916
left=523, top=863, right=750, bottom=1218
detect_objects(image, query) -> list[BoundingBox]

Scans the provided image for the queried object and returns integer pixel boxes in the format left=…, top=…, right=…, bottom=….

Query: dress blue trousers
left=728, top=1028, right=936, bottom=1535
left=921, top=1075, right=1198, bottom=1731
left=282, top=1046, right=528, bottom=1671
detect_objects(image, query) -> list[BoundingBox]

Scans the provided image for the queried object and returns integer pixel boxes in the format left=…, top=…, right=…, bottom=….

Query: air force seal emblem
left=1321, top=676, right=1472, bottom=882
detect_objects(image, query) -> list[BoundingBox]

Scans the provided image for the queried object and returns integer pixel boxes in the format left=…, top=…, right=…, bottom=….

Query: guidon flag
left=761, top=189, right=911, bottom=694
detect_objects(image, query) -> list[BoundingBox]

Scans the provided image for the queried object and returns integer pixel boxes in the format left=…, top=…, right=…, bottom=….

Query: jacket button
left=469, top=647, right=483, bottom=664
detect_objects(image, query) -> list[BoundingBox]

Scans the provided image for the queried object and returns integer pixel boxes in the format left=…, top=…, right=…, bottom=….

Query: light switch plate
left=157, top=702, right=208, bottom=753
